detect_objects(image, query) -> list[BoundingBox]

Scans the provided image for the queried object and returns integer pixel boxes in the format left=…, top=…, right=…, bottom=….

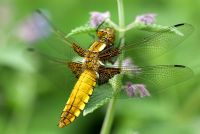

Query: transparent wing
left=26, top=10, right=100, bottom=70
left=26, top=10, right=93, bottom=61
left=24, top=10, right=87, bottom=92
left=25, top=10, right=75, bottom=60
left=121, top=23, right=194, bottom=64
left=36, top=9, right=84, bottom=47
left=87, top=64, right=193, bottom=100
left=114, top=64, right=193, bottom=98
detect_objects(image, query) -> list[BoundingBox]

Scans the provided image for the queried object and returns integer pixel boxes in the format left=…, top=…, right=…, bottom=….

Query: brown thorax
left=82, top=51, right=100, bottom=72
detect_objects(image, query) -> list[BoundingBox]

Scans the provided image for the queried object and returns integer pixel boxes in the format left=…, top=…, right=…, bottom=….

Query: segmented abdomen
left=58, top=69, right=96, bottom=128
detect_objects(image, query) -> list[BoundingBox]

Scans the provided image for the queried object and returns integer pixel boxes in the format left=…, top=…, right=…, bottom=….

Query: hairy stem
left=100, top=0, right=125, bottom=134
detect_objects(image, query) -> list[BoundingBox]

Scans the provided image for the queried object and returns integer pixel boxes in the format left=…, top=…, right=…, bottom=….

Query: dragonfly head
left=97, top=27, right=115, bottom=44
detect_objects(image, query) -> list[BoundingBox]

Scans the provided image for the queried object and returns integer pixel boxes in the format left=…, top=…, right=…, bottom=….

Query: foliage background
left=0, top=0, right=200, bottom=134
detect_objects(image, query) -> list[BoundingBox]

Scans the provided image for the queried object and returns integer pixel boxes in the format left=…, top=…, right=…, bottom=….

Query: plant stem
left=125, top=22, right=139, bottom=31
left=100, top=0, right=125, bottom=134
left=100, top=98, right=116, bottom=134
left=117, top=0, right=125, bottom=42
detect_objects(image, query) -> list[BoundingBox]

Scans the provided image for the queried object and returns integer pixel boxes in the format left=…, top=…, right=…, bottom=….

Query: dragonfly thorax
left=88, top=41, right=107, bottom=52
left=83, top=51, right=100, bottom=72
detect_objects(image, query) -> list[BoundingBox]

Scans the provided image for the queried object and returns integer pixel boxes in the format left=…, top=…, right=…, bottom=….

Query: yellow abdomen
left=58, top=69, right=97, bottom=128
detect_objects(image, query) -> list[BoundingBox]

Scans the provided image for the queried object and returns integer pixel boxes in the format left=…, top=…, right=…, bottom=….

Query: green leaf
left=66, top=24, right=96, bottom=38
left=83, top=84, right=113, bottom=116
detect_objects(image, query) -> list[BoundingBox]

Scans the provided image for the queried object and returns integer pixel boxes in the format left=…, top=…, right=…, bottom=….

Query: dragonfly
left=30, top=11, right=194, bottom=128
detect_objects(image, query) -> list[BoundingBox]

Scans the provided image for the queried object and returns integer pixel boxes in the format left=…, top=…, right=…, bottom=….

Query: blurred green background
left=0, top=0, right=200, bottom=134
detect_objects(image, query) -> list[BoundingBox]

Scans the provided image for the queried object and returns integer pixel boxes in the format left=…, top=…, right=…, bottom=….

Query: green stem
left=100, top=0, right=125, bottom=134
left=100, top=99, right=117, bottom=134
left=117, top=0, right=125, bottom=39
left=106, top=19, right=120, bottom=30
left=125, top=22, right=139, bottom=31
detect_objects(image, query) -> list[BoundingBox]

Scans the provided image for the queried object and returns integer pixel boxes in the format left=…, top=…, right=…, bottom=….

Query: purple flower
left=90, top=11, right=110, bottom=27
left=15, top=12, right=51, bottom=43
left=124, top=82, right=150, bottom=98
left=135, top=13, right=156, bottom=25
left=114, top=58, right=149, bottom=98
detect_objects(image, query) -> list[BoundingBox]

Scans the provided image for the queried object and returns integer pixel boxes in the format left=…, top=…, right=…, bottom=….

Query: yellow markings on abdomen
left=58, top=69, right=97, bottom=128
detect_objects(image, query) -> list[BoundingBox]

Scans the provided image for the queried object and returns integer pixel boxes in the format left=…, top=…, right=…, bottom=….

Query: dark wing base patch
left=68, top=62, right=83, bottom=78
left=99, top=47, right=121, bottom=62
left=72, top=43, right=86, bottom=57
left=98, top=66, right=121, bottom=85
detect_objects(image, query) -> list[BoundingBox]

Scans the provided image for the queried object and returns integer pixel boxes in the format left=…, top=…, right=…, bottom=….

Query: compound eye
left=97, top=30, right=104, bottom=37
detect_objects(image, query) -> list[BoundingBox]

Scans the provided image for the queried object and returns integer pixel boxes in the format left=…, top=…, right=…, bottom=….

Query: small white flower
left=90, top=11, right=110, bottom=27
left=135, top=13, right=156, bottom=25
